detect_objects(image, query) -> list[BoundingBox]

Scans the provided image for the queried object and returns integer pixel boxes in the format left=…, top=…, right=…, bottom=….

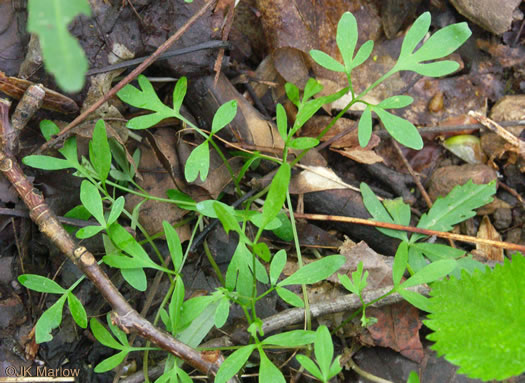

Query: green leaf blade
left=27, top=0, right=91, bottom=92
left=90, top=120, right=111, bottom=183
left=261, top=162, right=291, bottom=228
left=425, top=255, right=525, bottom=380
left=310, top=50, right=345, bottom=72
left=212, top=100, right=237, bottom=134
left=215, top=345, right=256, bottom=383
left=278, top=255, right=345, bottom=286
left=80, top=181, right=105, bottom=226
left=18, top=274, right=66, bottom=294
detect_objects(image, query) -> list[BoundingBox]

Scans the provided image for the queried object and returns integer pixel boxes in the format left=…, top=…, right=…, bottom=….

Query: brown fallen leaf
left=475, top=215, right=504, bottom=261
left=362, top=301, right=424, bottom=363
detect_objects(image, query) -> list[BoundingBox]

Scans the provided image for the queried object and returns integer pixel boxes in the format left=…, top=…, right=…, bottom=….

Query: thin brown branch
left=292, top=212, right=525, bottom=253
left=261, top=285, right=430, bottom=334
left=0, top=100, right=220, bottom=376
left=36, top=0, right=217, bottom=154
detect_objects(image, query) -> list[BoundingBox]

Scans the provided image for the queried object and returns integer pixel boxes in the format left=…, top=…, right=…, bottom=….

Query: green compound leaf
left=395, top=12, right=471, bottom=78
left=425, top=255, right=525, bottom=380
left=27, top=0, right=91, bottom=92
left=117, top=75, right=174, bottom=130
left=414, top=180, right=496, bottom=240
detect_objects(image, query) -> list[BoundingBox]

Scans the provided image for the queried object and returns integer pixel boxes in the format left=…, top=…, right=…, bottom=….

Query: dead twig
left=36, top=0, right=217, bottom=154
left=292, top=211, right=525, bottom=253
left=0, top=100, right=221, bottom=376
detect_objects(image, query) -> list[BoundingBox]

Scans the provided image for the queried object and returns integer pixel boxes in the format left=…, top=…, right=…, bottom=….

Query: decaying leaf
left=475, top=216, right=504, bottom=261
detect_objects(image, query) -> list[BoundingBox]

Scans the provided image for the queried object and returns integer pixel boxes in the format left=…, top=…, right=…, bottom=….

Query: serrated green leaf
left=262, top=330, right=315, bottom=347
left=35, top=296, right=67, bottom=343
left=337, top=12, right=358, bottom=73
left=276, top=286, right=304, bottom=307
left=18, top=274, right=66, bottom=294
left=212, top=100, right=237, bottom=134
left=90, top=120, right=111, bottom=182
left=415, top=180, right=496, bottom=239
left=358, top=107, right=372, bottom=147
left=67, top=292, right=87, bottom=328
left=184, top=142, right=209, bottom=182
left=360, top=182, right=407, bottom=241
left=40, top=120, right=60, bottom=141
left=94, top=350, right=128, bottom=373
left=163, top=221, right=183, bottom=271
left=27, top=0, right=91, bottom=92
left=270, top=249, right=287, bottom=285
left=278, top=255, right=345, bottom=286
left=261, top=162, right=290, bottom=228
left=425, top=255, right=525, bottom=380
left=80, top=181, right=105, bottom=226
left=374, top=107, right=423, bottom=150
left=289, top=137, right=319, bottom=150
left=215, top=345, right=256, bottom=383
left=259, top=350, right=286, bottom=383
left=172, top=76, right=187, bottom=113
left=310, top=50, right=345, bottom=72
left=22, top=155, right=74, bottom=170
left=401, top=259, right=456, bottom=287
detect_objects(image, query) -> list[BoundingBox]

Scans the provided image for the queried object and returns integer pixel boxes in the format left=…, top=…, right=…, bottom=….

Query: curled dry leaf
left=475, top=216, right=504, bottom=261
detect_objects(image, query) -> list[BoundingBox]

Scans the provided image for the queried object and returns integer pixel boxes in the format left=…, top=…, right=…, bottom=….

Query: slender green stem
left=204, top=239, right=225, bottom=286
left=286, top=191, right=311, bottom=330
